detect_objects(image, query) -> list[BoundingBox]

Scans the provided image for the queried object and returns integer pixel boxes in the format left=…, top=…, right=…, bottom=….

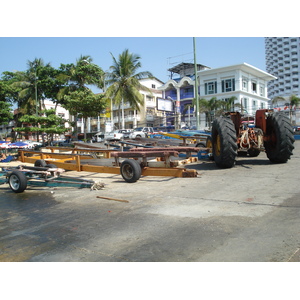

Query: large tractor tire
left=264, top=112, right=295, bottom=163
left=212, top=116, right=238, bottom=168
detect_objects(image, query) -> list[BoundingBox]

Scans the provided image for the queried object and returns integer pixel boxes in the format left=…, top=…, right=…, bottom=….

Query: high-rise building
left=265, top=37, right=300, bottom=101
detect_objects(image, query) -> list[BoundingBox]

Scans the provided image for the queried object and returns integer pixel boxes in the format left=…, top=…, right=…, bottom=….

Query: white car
left=129, top=127, right=154, bottom=139
left=104, top=130, right=124, bottom=141
left=23, top=140, right=42, bottom=148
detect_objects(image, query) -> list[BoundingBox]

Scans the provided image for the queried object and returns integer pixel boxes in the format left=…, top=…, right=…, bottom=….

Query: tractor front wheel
left=264, top=112, right=295, bottom=163
left=212, top=117, right=238, bottom=168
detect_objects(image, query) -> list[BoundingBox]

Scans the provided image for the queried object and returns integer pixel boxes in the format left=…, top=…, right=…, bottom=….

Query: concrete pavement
left=0, top=141, right=300, bottom=261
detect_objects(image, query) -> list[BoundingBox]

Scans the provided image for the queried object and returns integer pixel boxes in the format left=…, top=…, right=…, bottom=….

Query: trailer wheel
left=212, top=117, right=237, bottom=168
left=120, top=159, right=141, bottom=183
left=195, top=142, right=206, bottom=148
left=34, top=159, right=47, bottom=167
left=8, top=170, right=28, bottom=193
left=265, top=112, right=295, bottom=163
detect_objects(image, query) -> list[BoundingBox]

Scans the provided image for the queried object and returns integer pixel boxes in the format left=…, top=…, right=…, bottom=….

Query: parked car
left=129, top=127, right=154, bottom=139
left=23, top=140, right=42, bottom=149
left=119, top=129, right=132, bottom=139
left=104, top=130, right=124, bottom=141
left=93, top=132, right=105, bottom=142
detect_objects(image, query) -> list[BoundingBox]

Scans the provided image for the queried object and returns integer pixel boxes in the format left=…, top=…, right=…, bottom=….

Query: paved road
left=1, top=141, right=300, bottom=262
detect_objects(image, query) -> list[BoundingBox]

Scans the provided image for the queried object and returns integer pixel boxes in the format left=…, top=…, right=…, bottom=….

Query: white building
left=44, top=100, right=70, bottom=127
left=110, top=77, right=164, bottom=129
left=199, top=63, right=276, bottom=116
left=265, top=37, right=300, bottom=101
left=158, top=62, right=276, bottom=129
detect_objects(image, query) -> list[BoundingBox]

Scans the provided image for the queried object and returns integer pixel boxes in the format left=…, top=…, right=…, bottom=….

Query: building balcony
left=180, top=92, right=194, bottom=99
left=112, top=102, right=132, bottom=110
left=146, top=115, right=155, bottom=121
left=145, top=100, right=156, bottom=108
left=291, top=40, right=298, bottom=46
left=113, top=115, right=141, bottom=123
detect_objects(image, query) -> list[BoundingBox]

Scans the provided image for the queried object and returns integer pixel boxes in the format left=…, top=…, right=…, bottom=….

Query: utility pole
left=193, top=37, right=200, bottom=130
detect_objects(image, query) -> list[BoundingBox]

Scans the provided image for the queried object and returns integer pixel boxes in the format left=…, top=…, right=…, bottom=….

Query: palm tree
left=11, top=58, right=50, bottom=115
left=57, top=55, right=105, bottom=137
left=57, top=55, right=104, bottom=100
left=271, top=96, right=285, bottom=109
left=222, top=96, right=239, bottom=112
left=198, top=97, right=223, bottom=129
left=105, top=49, right=153, bottom=129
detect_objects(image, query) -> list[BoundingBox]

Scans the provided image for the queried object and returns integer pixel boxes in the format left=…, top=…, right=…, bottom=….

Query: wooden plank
left=141, top=167, right=197, bottom=177
left=129, top=147, right=202, bottom=152
left=110, top=151, right=178, bottom=158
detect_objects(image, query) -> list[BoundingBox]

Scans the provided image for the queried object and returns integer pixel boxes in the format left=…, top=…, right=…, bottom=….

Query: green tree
left=198, top=97, right=223, bottom=128
left=0, top=80, right=13, bottom=123
left=220, top=96, right=240, bottom=112
left=106, top=49, right=153, bottom=129
left=57, top=55, right=105, bottom=138
left=63, top=89, right=106, bottom=140
left=57, top=55, right=104, bottom=95
left=15, top=109, right=68, bottom=144
left=0, top=101, right=13, bottom=126
left=10, top=58, right=52, bottom=116
left=271, top=96, right=285, bottom=108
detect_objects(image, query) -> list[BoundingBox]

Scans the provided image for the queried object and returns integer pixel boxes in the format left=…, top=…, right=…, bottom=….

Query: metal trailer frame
left=17, top=148, right=201, bottom=181
left=0, top=165, right=95, bottom=193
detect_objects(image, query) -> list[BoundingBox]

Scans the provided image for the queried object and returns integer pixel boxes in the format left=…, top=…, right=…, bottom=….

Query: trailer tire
left=212, top=116, right=237, bottom=168
left=195, top=142, right=206, bottom=148
left=120, top=159, right=141, bottom=183
left=34, top=159, right=47, bottom=167
left=265, top=112, right=295, bottom=163
left=8, top=170, right=28, bottom=193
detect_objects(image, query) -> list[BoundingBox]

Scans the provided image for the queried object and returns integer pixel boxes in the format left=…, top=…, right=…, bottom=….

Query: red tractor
left=211, top=109, right=295, bottom=168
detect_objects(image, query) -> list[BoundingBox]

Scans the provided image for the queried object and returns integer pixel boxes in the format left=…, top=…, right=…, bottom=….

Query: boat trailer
left=16, top=146, right=207, bottom=183
left=0, top=165, right=95, bottom=193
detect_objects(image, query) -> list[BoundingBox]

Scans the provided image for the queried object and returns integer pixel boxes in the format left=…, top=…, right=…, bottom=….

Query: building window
left=252, top=82, right=257, bottom=94
left=205, top=81, right=217, bottom=95
left=146, top=95, right=154, bottom=102
left=242, top=98, right=248, bottom=112
left=260, top=85, right=265, bottom=97
left=152, top=84, right=156, bottom=89
left=221, top=78, right=235, bottom=92
left=242, top=79, right=248, bottom=91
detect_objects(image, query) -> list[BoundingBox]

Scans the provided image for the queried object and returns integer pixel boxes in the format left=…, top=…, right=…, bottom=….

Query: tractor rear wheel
left=264, top=112, right=295, bottom=163
left=212, top=116, right=238, bottom=168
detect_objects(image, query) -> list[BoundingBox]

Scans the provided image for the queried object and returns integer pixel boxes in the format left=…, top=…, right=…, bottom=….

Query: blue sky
left=0, top=37, right=266, bottom=84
